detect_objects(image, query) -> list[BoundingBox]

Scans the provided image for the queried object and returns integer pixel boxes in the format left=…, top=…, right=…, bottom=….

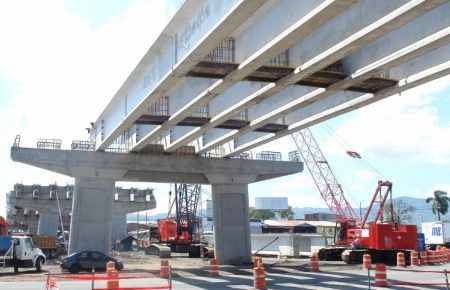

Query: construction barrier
left=362, top=253, right=371, bottom=270
left=396, top=252, right=405, bottom=267
left=420, top=251, right=428, bottom=265
left=209, top=259, right=219, bottom=276
left=310, top=254, right=319, bottom=272
left=160, top=259, right=169, bottom=278
left=374, top=263, right=388, bottom=287
left=46, top=269, right=172, bottom=290
left=254, top=263, right=266, bottom=290
left=384, top=267, right=450, bottom=287
left=410, top=251, right=419, bottom=266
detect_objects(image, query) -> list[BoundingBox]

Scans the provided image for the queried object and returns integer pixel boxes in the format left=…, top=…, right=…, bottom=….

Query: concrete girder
left=96, top=0, right=268, bottom=151
left=198, top=24, right=450, bottom=154
left=154, top=1, right=356, bottom=152
left=282, top=44, right=450, bottom=127
left=227, top=61, right=450, bottom=156
left=342, top=1, right=450, bottom=76
left=168, top=0, right=446, bottom=154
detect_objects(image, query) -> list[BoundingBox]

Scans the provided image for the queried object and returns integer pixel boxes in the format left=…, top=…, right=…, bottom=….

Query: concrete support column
left=211, top=183, right=251, bottom=265
left=69, top=177, right=115, bottom=254
left=37, top=211, right=59, bottom=236
left=111, top=213, right=128, bottom=243
left=27, top=222, right=38, bottom=234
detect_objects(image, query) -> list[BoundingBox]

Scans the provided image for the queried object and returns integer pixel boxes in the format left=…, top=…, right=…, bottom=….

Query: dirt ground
left=0, top=250, right=358, bottom=282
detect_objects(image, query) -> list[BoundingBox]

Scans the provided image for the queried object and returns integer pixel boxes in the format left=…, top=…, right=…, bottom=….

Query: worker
left=115, top=239, right=121, bottom=252
left=351, top=238, right=360, bottom=249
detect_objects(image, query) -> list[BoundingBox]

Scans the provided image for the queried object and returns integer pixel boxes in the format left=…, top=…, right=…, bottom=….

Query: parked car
left=60, top=251, right=123, bottom=273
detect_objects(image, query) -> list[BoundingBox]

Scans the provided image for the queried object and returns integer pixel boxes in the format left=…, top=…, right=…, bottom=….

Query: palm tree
left=426, top=190, right=450, bottom=221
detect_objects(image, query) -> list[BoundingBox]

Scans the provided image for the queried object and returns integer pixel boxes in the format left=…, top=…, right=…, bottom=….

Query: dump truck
left=0, top=235, right=46, bottom=273
left=13, top=233, right=60, bottom=258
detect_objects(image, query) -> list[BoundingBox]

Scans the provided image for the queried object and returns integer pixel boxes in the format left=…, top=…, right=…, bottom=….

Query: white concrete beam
left=228, top=61, right=450, bottom=156
left=169, top=0, right=446, bottom=153
left=138, top=0, right=356, bottom=152
left=199, top=24, right=450, bottom=153
left=96, top=0, right=268, bottom=150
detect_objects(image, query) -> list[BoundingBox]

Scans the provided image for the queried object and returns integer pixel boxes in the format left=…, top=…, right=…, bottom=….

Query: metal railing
left=37, top=138, right=62, bottom=150
left=255, top=151, right=282, bottom=161
left=71, top=140, right=95, bottom=151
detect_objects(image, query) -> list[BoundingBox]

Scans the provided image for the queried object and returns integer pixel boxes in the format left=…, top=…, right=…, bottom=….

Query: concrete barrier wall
left=203, top=233, right=332, bottom=257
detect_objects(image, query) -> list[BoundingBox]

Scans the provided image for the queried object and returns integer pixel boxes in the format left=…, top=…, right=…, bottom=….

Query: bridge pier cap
left=10, top=147, right=302, bottom=184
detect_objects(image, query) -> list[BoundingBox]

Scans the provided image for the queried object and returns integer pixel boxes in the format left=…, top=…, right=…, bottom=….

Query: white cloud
left=322, top=76, right=450, bottom=165
left=0, top=0, right=178, bottom=216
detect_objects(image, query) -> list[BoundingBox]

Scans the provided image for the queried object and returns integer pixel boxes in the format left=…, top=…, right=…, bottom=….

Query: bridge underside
left=89, top=0, right=449, bottom=159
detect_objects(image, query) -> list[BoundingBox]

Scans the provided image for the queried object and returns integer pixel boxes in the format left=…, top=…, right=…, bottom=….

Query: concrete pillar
left=111, top=214, right=128, bottom=242
left=69, top=177, right=115, bottom=255
left=211, top=183, right=251, bottom=265
left=27, top=221, right=38, bottom=234
left=37, top=211, right=59, bottom=236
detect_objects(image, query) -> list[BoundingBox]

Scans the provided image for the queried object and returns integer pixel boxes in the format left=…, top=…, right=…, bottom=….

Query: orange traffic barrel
left=420, top=251, right=428, bottom=265
left=107, top=269, right=119, bottom=289
left=436, top=251, right=442, bottom=264
left=439, top=251, right=445, bottom=264
left=254, top=256, right=263, bottom=268
left=363, top=253, right=371, bottom=270
left=254, top=262, right=266, bottom=290
left=310, top=254, right=319, bottom=272
left=410, top=251, right=419, bottom=266
left=106, top=261, right=115, bottom=272
left=397, top=252, right=405, bottom=267
left=209, top=259, right=219, bottom=276
left=375, top=263, right=388, bottom=287
left=160, top=259, right=169, bottom=278
left=429, top=251, right=436, bottom=265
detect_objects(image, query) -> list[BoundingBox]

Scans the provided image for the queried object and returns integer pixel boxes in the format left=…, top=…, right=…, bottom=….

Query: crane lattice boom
left=289, top=128, right=360, bottom=222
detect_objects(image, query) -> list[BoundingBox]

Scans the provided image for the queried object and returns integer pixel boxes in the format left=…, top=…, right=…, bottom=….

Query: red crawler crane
left=290, top=128, right=417, bottom=264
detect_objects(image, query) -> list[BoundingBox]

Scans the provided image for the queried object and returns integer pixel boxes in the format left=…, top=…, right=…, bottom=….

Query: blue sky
left=0, top=0, right=449, bottom=221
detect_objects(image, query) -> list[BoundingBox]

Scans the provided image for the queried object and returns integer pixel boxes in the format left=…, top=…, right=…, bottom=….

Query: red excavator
left=290, top=128, right=417, bottom=264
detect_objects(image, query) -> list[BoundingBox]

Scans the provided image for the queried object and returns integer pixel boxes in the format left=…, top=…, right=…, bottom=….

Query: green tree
left=249, top=207, right=275, bottom=220
left=279, top=206, right=295, bottom=220
left=426, top=190, right=450, bottom=221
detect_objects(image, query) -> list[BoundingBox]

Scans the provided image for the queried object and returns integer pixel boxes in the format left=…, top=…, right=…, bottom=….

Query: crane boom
left=289, top=128, right=360, bottom=222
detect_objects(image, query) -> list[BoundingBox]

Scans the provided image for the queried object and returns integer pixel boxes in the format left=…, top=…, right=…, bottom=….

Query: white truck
left=421, top=221, right=450, bottom=247
left=0, top=235, right=46, bottom=273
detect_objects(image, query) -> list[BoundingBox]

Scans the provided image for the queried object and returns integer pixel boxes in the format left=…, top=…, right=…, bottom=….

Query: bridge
left=11, top=0, right=450, bottom=264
